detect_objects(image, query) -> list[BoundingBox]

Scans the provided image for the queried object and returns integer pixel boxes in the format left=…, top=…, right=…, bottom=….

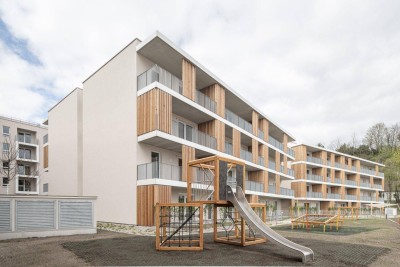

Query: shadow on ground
left=62, top=232, right=388, bottom=266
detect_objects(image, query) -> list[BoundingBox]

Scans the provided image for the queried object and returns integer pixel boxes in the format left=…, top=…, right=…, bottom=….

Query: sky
left=0, top=0, right=399, bottom=147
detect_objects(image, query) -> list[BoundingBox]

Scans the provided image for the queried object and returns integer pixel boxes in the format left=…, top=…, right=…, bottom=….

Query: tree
left=317, top=142, right=325, bottom=148
left=0, top=136, right=39, bottom=194
left=363, top=123, right=387, bottom=152
left=385, top=123, right=400, bottom=151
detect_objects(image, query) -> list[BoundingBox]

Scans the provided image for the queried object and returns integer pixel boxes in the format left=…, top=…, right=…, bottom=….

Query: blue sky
left=0, top=0, right=400, bottom=146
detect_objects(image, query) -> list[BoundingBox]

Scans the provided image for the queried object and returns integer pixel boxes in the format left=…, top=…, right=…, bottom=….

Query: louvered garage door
left=16, top=201, right=55, bottom=230
left=59, top=201, right=93, bottom=229
left=0, top=200, right=11, bottom=232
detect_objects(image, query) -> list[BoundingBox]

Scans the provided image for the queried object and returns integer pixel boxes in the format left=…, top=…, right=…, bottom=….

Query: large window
left=2, top=143, right=9, bottom=152
left=19, top=148, right=32, bottom=159
left=2, top=126, right=10, bottom=135
left=176, top=120, right=194, bottom=141
left=18, top=132, right=32, bottom=144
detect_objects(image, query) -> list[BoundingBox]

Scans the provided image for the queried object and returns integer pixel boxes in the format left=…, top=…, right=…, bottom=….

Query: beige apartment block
left=0, top=115, right=48, bottom=195
left=45, top=32, right=298, bottom=225
left=290, top=144, right=384, bottom=211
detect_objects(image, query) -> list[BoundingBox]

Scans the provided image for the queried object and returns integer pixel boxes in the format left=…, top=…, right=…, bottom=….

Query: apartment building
left=0, top=115, right=48, bottom=195
left=291, top=144, right=384, bottom=210
left=46, top=32, right=297, bottom=225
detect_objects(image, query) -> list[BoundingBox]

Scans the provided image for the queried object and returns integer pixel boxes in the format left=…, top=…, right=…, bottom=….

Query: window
left=2, top=161, right=9, bottom=169
left=2, top=143, right=9, bottom=151
left=43, top=134, right=48, bottom=144
left=19, top=148, right=31, bottom=159
left=175, top=119, right=195, bottom=142
left=43, top=183, right=48, bottom=193
left=2, top=177, right=9, bottom=186
left=18, top=132, right=32, bottom=144
left=2, top=126, right=10, bottom=135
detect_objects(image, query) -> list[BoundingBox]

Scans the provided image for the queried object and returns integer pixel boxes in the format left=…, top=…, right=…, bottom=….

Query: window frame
left=2, top=126, right=10, bottom=135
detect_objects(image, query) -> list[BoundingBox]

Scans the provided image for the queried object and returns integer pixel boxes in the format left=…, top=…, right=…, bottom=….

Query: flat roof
left=136, top=31, right=296, bottom=142
left=0, top=114, right=47, bottom=129
left=290, top=143, right=385, bottom=167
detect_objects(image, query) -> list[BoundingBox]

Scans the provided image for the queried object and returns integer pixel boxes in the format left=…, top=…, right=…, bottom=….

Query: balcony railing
left=268, top=185, right=276, bottom=194
left=372, top=184, right=382, bottom=189
left=258, top=129, right=264, bottom=140
left=138, top=65, right=216, bottom=113
left=307, top=156, right=323, bottom=165
left=360, top=182, right=370, bottom=188
left=307, top=192, right=323, bottom=198
left=360, top=168, right=376, bottom=176
left=288, top=148, right=295, bottom=158
left=258, top=156, right=265, bottom=166
left=306, top=174, right=323, bottom=182
left=246, top=180, right=264, bottom=192
left=268, top=160, right=276, bottom=171
left=377, top=171, right=384, bottom=177
left=288, top=168, right=294, bottom=177
left=346, top=194, right=357, bottom=200
left=172, top=121, right=217, bottom=150
left=17, top=134, right=38, bottom=145
left=137, top=162, right=182, bottom=181
left=334, top=178, right=342, bottom=184
left=335, top=162, right=342, bottom=168
left=379, top=197, right=384, bottom=202
left=240, top=149, right=253, bottom=162
left=345, top=180, right=357, bottom=186
left=351, top=166, right=357, bottom=172
left=225, top=142, right=233, bottom=155
left=280, top=187, right=294, bottom=197
left=225, top=109, right=253, bottom=133
left=327, top=193, right=341, bottom=199
left=268, top=136, right=283, bottom=151
left=280, top=165, right=284, bottom=173
left=360, top=195, right=372, bottom=201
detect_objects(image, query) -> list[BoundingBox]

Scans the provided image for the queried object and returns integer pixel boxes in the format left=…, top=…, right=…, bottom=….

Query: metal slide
left=227, top=185, right=314, bottom=263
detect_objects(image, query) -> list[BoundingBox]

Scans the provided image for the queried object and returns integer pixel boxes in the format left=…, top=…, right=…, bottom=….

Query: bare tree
left=363, top=123, right=387, bottom=152
left=328, top=137, right=342, bottom=151
left=385, top=123, right=400, bottom=151
left=0, top=136, right=39, bottom=194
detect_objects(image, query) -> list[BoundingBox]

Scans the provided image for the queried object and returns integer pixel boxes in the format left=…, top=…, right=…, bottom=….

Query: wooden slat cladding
left=232, top=128, right=241, bottom=158
left=182, top=145, right=195, bottom=182
left=258, top=118, right=269, bottom=141
left=291, top=181, right=306, bottom=197
left=200, top=84, right=225, bottom=117
left=43, top=146, right=49, bottom=169
left=246, top=194, right=259, bottom=204
left=137, top=185, right=172, bottom=226
left=198, top=120, right=225, bottom=152
left=252, top=111, right=259, bottom=136
left=182, top=59, right=196, bottom=101
left=137, top=89, right=172, bottom=135
left=252, top=139, right=258, bottom=164
left=248, top=171, right=264, bottom=184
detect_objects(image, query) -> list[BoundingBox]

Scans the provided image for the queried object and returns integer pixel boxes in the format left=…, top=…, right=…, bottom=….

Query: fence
left=0, top=195, right=96, bottom=240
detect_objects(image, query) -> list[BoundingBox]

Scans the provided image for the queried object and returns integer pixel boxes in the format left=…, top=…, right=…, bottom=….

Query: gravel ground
left=0, top=218, right=398, bottom=266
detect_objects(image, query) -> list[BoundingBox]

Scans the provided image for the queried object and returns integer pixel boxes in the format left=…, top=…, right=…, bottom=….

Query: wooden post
left=155, top=204, right=160, bottom=250
left=241, top=218, right=245, bottom=246
left=199, top=205, right=204, bottom=250
left=213, top=205, right=218, bottom=241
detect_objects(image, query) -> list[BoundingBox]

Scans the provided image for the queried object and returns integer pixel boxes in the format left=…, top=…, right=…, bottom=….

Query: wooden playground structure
left=291, top=206, right=360, bottom=232
left=155, top=156, right=266, bottom=250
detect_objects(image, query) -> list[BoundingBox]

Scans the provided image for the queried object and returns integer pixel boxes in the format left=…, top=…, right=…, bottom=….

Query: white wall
left=82, top=40, right=140, bottom=224
left=47, top=89, right=82, bottom=196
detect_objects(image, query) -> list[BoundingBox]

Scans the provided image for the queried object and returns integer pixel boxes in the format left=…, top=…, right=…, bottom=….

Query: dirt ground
left=0, top=219, right=399, bottom=266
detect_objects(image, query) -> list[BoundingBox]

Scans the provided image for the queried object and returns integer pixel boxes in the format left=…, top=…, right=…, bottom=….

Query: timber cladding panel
left=182, top=59, right=196, bottom=101
left=198, top=120, right=225, bottom=152
left=43, top=146, right=49, bottom=168
left=232, top=128, right=241, bottom=158
left=137, top=89, right=172, bottom=135
left=201, top=84, right=225, bottom=117
left=293, top=164, right=306, bottom=179
left=137, top=185, right=172, bottom=226
left=252, top=139, right=258, bottom=164
left=182, top=145, right=195, bottom=182
left=292, top=181, right=306, bottom=197
left=258, top=118, right=269, bottom=141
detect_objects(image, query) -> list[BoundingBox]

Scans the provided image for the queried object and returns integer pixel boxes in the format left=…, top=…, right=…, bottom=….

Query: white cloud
left=0, top=0, right=399, bottom=145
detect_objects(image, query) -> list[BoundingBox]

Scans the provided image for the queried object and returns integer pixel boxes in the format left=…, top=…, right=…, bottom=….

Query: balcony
left=360, top=168, right=376, bottom=176
left=138, top=65, right=216, bottom=113
left=360, top=182, right=370, bottom=188
left=346, top=194, right=357, bottom=200
left=334, top=178, right=342, bottom=184
left=327, top=193, right=341, bottom=199
left=306, top=174, right=323, bottom=182
left=287, top=168, right=294, bottom=177
left=377, top=171, right=384, bottom=177
left=280, top=165, right=284, bottom=173
left=280, top=187, right=294, bottom=197
left=307, top=192, right=323, bottom=198
left=335, top=162, right=342, bottom=168
left=137, top=162, right=182, bottom=181
left=372, top=184, right=382, bottom=190
left=288, top=148, right=295, bottom=158
left=16, top=177, right=38, bottom=194
left=379, top=197, right=384, bottom=202
left=225, top=142, right=233, bottom=155
left=172, top=121, right=217, bottom=150
left=360, top=195, right=372, bottom=201
left=240, top=149, right=253, bottom=162
left=345, top=180, right=357, bottom=186
left=258, top=156, right=265, bottom=167
left=268, top=185, right=276, bottom=194
left=258, top=129, right=264, bottom=140
left=351, top=166, right=357, bottom=172
left=225, top=109, right=252, bottom=133
left=268, top=136, right=284, bottom=151
left=17, top=133, right=38, bottom=146
left=307, top=156, right=323, bottom=165
left=246, top=180, right=264, bottom=192
left=268, top=160, right=276, bottom=170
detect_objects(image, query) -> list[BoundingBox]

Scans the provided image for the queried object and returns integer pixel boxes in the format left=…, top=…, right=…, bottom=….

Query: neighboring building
left=0, top=115, right=48, bottom=195
left=46, top=32, right=297, bottom=225
left=290, top=144, right=384, bottom=210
